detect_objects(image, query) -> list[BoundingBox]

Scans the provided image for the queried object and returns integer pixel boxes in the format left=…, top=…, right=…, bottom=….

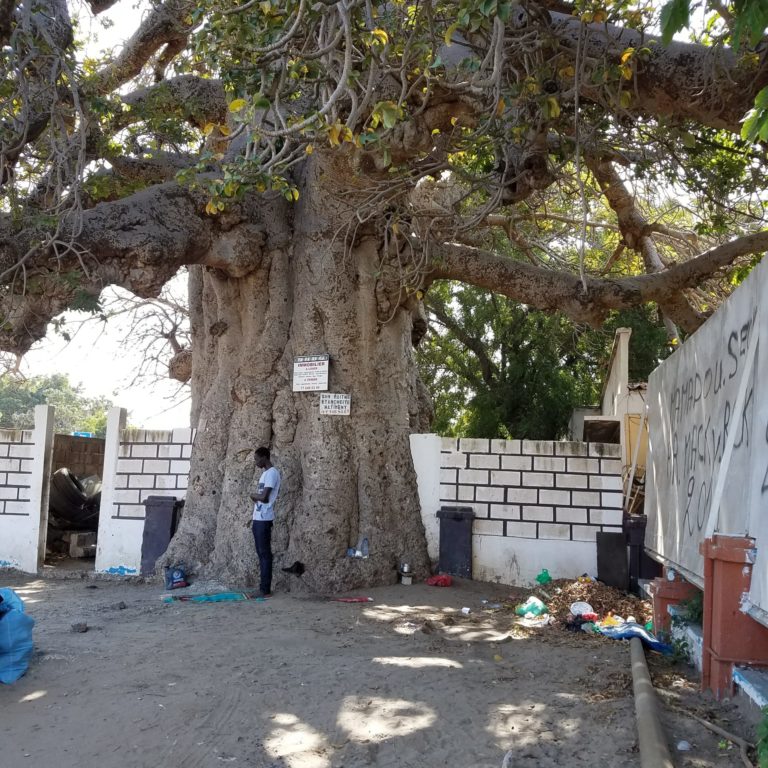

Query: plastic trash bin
left=437, top=506, right=475, bottom=579
left=141, top=496, right=184, bottom=575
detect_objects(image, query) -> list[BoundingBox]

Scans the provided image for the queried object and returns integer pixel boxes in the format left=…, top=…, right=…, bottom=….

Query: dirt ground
left=0, top=572, right=759, bottom=768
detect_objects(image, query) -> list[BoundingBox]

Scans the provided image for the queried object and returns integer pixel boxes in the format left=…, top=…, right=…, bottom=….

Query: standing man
left=250, top=447, right=281, bottom=598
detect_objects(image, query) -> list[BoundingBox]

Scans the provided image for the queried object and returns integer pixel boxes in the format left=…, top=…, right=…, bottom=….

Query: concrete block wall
left=408, top=437, right=625, bottom=585
left=0, top=429, right=35, bottom=518
left=439, top=438, right=624, bottom=542
left=0, top=406, right=54, bottom=573
left=112, top=427, right=195, bottom=518
left=95, top=407, right=195, bottom=575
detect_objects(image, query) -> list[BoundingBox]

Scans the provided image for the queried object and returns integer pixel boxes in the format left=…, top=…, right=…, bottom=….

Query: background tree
left=0, top=0, right=766, bottom=590
left=419, top=284, right=670, bottom=439
left=0, top=373, right=113, bottom=436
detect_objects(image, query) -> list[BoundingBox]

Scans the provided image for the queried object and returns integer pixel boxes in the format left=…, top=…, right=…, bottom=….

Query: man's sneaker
left=257, top=590, right=272, bottom=598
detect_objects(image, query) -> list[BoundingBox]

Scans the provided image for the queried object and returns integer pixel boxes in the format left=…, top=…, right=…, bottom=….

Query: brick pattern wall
left=111, top=428, right=195, bottom=519
left=52, top=434, right=106, bottom=479
left=0, top=429, right=35, bottom=516
left=440, top=438, right=623, bottom=542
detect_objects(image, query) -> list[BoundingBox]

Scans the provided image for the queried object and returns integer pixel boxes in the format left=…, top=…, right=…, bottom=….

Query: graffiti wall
left=645, top=257, right=767, bottom=625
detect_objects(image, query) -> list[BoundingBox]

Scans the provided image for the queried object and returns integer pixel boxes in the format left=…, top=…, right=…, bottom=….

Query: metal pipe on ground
left=630, top=636, right=674, bottom=768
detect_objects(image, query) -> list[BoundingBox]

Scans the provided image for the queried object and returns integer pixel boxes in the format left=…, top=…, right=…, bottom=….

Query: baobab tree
left=1, top=0, right=766, bottom=590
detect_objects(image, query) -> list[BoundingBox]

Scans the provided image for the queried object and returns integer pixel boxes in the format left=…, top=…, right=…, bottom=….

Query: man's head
left=255, top=446, right=271, bottom=469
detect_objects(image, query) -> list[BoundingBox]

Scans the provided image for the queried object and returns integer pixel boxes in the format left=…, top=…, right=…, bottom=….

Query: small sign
left=293, top=354, right=329, bottom=392
left=320, top=393, right=351, bottom=415
left=72, top=431, right=94, bottom=438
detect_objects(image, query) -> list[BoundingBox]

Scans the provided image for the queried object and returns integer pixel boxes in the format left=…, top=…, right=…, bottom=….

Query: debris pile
left=543, top=578, right=652, bottom=626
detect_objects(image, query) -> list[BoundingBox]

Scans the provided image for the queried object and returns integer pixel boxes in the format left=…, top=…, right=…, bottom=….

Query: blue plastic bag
left=0, top=587, right=35, bottom=684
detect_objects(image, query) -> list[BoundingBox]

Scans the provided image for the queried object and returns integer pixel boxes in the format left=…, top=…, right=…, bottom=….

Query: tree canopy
left=0, top=373, right=112, bottom=436
left=419, top=285, right=670, bottom=439
left=0, top=0, right=767, bottom=355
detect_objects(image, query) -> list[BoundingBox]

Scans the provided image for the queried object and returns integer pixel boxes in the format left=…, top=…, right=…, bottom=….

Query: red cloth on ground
left=425, top=574, right=453, bottom=587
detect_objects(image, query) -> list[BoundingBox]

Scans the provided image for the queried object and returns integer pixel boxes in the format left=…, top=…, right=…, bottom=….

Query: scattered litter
left=535, top=569, right=552, bottom=585
left=515, top=596, right=548, bottom=617
left=546, top=578, right=651, bottom=625
left=481, top=601, right=503, bottom=609
left=346, top=537, right=369, bottom=559
left=281, top=561, right=305, bottom=576
left=514, top=614, right=551, bottom=628
left=598, top=622, right=672, bottom=654
left=676, top=740, right=692, bottom=752
left=569, top=601, right=593, bottom=616
left=331, top=597, right=373, bottom=603
left=164, top=565, right=188, bottom=590
left=461, top=607, right=471, bottom=615
left=426, top=574, right=453, bottom=587
left=163, top=592, right=264, bottom=604
left=71, top=622, right=88, bottom=633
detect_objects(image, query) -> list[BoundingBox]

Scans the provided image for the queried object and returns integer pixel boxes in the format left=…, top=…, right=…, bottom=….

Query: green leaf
left=681, top=131, right=696, bottom=148
left=659, top=0, right=690, bottom=45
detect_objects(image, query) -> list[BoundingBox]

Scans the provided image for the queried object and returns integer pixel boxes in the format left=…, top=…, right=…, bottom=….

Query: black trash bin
left=623, top=513, right=661, bottom=595
left=141, top=496, right=185, bottom=575
left=437, top=506, right=475, bottom=579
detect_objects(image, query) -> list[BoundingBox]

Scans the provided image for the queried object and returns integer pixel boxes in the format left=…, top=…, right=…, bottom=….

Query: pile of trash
left=509, top=571, right=669, bottom=652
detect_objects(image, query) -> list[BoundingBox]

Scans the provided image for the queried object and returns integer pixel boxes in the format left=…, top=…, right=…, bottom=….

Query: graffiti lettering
left=662, top=308, right=758, bottom=541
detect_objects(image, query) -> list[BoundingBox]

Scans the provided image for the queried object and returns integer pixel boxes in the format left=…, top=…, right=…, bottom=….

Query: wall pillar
left=31, top=405, right=55, bottom=571
left=95, top=407, right=134, bottom=573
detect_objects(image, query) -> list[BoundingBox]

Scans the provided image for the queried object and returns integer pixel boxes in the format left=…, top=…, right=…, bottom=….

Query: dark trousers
left=252, top=520, right=273, bottom=593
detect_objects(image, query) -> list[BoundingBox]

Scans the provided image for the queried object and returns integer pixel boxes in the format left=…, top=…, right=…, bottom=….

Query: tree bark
left=161, top=158, right=432, bottom=591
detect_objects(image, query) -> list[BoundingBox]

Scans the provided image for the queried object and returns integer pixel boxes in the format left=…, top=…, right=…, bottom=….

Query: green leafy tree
left=419, top=284, right=671, bottom=439
left=0, top=374, right=113, bottom=437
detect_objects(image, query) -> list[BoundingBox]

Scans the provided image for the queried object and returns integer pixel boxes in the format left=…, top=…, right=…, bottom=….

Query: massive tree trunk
left=162, top=157, right=432, bottom=591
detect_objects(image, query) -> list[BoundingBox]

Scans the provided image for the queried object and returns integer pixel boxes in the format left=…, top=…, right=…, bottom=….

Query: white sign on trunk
left=319, top=393, right=351, bottom=415
left=645, top=258, right=768, bottom=627
left=292, top=354, right=329, bottom=392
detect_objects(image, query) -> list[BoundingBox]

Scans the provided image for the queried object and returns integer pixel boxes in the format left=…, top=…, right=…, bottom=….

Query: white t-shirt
left=252, top=466, right=281, bottom=521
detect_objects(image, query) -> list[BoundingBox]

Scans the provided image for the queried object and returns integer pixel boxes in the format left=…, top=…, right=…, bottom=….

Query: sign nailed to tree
left=292, top=354, right=329, bottom=392
left=319, top=393, right=351, bottom=415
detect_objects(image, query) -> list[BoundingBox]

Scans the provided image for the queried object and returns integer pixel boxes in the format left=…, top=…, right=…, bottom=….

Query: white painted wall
left=2, top=413, right=623, bottom=589
left=410, top=433, right=441, bottom=561
left=0, top=406, right=53, bottom=573
left=95, top=408, right=194, bottom=575
left=95, top=407, right=132, bottom=573
left=472, top=536, right=597, bottom=585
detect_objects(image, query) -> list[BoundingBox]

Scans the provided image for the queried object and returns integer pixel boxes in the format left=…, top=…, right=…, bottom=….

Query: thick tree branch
left=0, top=183, right=213, bottom=354
left=89, top=0, right=196, bottom=94
left=122, top=76, right=228, bottom=130
left=588, top=156, right=704, bottom=332
left=550, top=14, right=768, bottom=133
left=428, top=231, right=768, bottom=329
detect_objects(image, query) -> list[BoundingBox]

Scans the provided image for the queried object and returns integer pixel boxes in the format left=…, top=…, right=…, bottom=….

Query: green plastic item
left=645, top=621, right=653, bottom=632
left=535, top=568, right=552, bottom=585
left=515, top=596, right=548, bottom=617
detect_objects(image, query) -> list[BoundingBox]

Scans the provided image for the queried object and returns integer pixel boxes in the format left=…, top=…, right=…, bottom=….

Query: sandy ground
left=0, top=572, right=758, bottom=768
